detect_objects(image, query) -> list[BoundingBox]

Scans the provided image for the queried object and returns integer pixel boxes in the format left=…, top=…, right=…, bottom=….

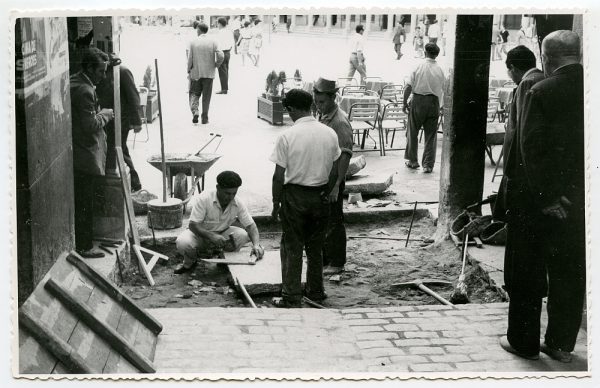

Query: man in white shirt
left=403, top=43, right=445, bottom=173
left=347, top=24, right=367, bottom=85
left=427, top=19, right=440, bottom=45
left=174, top=171, right=264, bottom=274
left=216, top=17, right=234, bottom=94
left=270, top=89, right=341, bottom=307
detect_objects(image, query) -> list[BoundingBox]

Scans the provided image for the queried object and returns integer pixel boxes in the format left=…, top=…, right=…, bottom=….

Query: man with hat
left=174, top=170, right=264, bottom=274
left=313, top=77, right=353, bottom=275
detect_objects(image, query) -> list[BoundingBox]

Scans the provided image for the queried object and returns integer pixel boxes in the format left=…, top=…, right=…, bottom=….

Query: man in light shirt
left=175, top=171, right=264, bottom=274
left=427, top=19, right=440, bottom=45
left=403, top=43, right=445, bottom=173
left=270, top=89, right=341, bottom=308
left=348, top=24, right=367, bottom=85
left=216, top=17, right=234, bottom=94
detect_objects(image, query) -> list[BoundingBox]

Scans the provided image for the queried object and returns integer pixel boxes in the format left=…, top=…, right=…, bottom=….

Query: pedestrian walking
left=270, top=89, right=341, bottom=308
left=286, top=18, right=292, bottom=33
left=249, top=19, right=263, bottom=67
left=499, top=30, right=585, bottom=364
left=236, top=21, right=253, bottom=66
left=403, top=43, right=445, bottom=173
left=232, top=16, right=241, bottom=54
left=216, top=17, right=234, bottom=94
left=187, top=22, right=224, bottom=124
left=313, top=78, right=353, bottom=276
left=348, top=24, right=367, bottom=85
left=496, top=25, right=509, bottom=60
left=413, top=26, right=425, bottom=58
left=70, top=48, right=114, bottom=258
left=392, top=21, right=406, bottom=60
left=428, top=19, right=440, bottom=45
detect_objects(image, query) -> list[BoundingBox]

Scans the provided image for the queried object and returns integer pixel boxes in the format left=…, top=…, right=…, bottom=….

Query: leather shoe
left=541, top=343, right=573, bottom=363
left=216, top=90, right=228, bottom=94
left=174, top=261, right=197, bottom=274
left=201, top=117, right=209, bottom=124
left=423, top=167, right=433, bottom=173
left=192, top=114, right=199, bottom=124
left=499, top=336, right=539, bottom=360
left=272, top=297, right=301, bottom=308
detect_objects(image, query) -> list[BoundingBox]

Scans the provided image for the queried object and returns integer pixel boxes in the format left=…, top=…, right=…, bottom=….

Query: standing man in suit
left=499, top=30, right=585, bottom=364
left=70, top=47, right=114, bottom=258
left=216, top=17, right=234, bottom=95
left=188, top=22, right=224, bottom=124
left=392, top=21, right=406, bottom=60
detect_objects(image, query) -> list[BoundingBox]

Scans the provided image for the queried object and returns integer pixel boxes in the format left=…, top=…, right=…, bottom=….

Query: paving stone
left=429, top=354, right=471, bottom=363
left=415, top=305, right=454, bottom=311
left=484, top=303, right=509, bottom=309
left=357, top=340, right=394, bottom=349
left=343, top=313, right=365, bottom=319
left=466, top=315, right=503, bottom=322
left=445, top=345, right=488, bottom=354
left=345, top=318, right=391, bottom=326
left=344, top=172, right=393, bottom=195
left=206, top=325, right=245, bottom=334
left=408, top=346, right=445, bottom=355
left=389, top=355, right=429, bottom=364
left=366, top=312, right=408, bottom=319
left=417, top=323, right=455, bottom=331
left=249, top=342, right=287, bottom=351
left=430, top=338, right=464, bottom=345
left=470, top=351, right=519, bottom=362
left=361, top=347, right=406, bottom=358
left=409, top=363, right=455, bottom=372
left=378, top=306, right=419, bottom=312
left=383, top=323, right=420, bottom=332
left=393, top=339, right=431, bottom=347
left=350, top=325, right=385, bottom=333
left=403, top=331, right=440, bottom=339
left=341, top=308, right=382, bottom=314
left=390, top=317, right=431, bottom=324
left=356, top=332, right=399, bottom=341
left=368, top=364, right=409, bottom=372
left=234, top=319, right=267, bottom=326
left=406, top=311, right=442, bottom=318
left=441, top=310, right=477, bottom=316
left=267, top=320, right=303, bottom=327
left=460, top=336, right=499, bottom=345
left=233, top=349, right=272, bottom=359
left=441, top=330, right=478, bottom=338
left=247, top=326, right=285, bottom=335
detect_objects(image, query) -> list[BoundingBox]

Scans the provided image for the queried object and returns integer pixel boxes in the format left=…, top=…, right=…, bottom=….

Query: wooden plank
left=133, top=244, right=155, bottom=287
left=44, top=279, right=156, bottom=373
left=133, top=324, right=159, bottom=363
left=116, top=147, right=140, bottom=245
left=66, top=252, right=163, bottom=335
left=18, top=310, right=95, bottom=374
left=64, top=284, right=124, bottom=373
left=18, top=326, right=58, bottom=374
left=103, top=309, right=140, bottom=373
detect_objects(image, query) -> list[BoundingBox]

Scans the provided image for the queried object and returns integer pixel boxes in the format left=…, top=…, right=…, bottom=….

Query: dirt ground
left=121, top=217, right=505, bottom=309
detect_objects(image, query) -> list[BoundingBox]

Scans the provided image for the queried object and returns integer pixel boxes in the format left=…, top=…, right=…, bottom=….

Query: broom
left=450, top=232, right=470, bottom=304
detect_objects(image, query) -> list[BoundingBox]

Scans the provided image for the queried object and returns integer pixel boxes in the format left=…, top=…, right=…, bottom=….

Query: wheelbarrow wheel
left=173, top=172, right=188, bottom=201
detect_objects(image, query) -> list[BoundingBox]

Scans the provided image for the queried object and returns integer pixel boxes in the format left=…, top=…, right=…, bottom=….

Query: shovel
left=391, top=278, right=453, bottom=306
left=194, top=133, right=223, bottom=156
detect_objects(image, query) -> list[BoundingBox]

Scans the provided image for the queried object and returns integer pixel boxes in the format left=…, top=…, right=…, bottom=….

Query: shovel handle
left=418, top=284, right=453, bottom=306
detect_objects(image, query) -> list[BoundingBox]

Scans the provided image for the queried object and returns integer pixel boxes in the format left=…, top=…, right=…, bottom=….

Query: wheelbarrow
left=146, top=133, right=222, bottom=207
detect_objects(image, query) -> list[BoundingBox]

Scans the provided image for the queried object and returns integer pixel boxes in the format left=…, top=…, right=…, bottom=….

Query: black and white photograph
left=6, top=1, right=599, bottom=385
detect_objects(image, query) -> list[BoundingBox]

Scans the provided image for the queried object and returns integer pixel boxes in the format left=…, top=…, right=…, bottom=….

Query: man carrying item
left=270, top=89, right=341, bottom=307
left=348, top=24, right=367, bottom=85
left=188, top=22, right=224, bottom=124
left=70, top=47, right=114, bottom=258
left=392, top=21, right=406, bottom=60
left=97, top=54, right=144, bottom=192
left=175, top=171, right=264, bottom=274
left=313, top=78, right=353, bottom=276
left=499, top=30, right=585, bottom=364
left=403, top=43, right=445, bottom=173
left=216, top=17, right=234, bottom=95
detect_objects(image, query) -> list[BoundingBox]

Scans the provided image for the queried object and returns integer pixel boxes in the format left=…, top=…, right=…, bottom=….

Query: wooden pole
left=154, top=58, right=167, bottom=203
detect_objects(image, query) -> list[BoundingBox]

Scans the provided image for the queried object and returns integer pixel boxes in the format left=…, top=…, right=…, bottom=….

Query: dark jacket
left=505, top=63, right=584, bottom=219
left=96, top=64, right=142, bottom=128
left=70, top=71, right=111, bottom=175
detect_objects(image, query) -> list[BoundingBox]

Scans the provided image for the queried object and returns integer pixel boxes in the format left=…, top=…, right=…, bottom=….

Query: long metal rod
left=405, top=201, right=418, bottom=247
left=236, top=277, right=257, bottom=308
left=155, top=58, right=167, bottom=203
left=348, top=235, right=423, bottom=242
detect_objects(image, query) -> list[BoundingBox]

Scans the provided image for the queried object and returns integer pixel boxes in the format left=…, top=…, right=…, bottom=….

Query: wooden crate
left=257, top=95, right=285, bottom=125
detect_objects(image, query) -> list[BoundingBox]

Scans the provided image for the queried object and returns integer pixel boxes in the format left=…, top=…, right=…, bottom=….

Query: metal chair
left=341, top=85, right=367, bottom=96
left=379, top=84, right=404, bottom=103
left=348, top=103, right=382, bottom=155
left=379, top=102, right=407, bottom=154
left=132, top=87, right=150, bottom=149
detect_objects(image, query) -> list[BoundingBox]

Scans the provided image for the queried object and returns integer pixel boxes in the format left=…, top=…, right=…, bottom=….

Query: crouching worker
left=174, top=170, right=264, bottom=274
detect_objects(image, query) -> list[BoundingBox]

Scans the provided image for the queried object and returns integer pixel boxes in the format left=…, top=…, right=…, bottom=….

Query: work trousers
left=190, top=78, right=214, bottom=119
left=105, top=120, right=141, bottom=190
left=394, top=43, right=403, bottom=59
left=323, top=182, right=346, bottom=268
left=429, top=37, right=438, bottom=45
left=73, top=171, right=99, bottom=252
left=504, top=211, right=586, bottom=355
left=348, top=53, right=367, bottom=85
left=279, top=184, right=330, bottom=303
left=405, top=94, right=440, bottom=169
left=233, top=30, right=240, bottom=54
left=176, top=226, right=250, bottom=268
left=218, top=49, right=231, bottom=91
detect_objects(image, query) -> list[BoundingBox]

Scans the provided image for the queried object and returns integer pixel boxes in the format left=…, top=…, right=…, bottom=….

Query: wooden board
left=226, top=248, right=307, bottom=296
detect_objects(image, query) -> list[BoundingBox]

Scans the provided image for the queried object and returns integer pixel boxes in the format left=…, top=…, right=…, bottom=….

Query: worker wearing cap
left=174, top=170, right=264, bottom=274
left=313, top=77, right=353, bottom=276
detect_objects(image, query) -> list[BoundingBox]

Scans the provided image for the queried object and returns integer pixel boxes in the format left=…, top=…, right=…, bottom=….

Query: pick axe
left=391, top=278, right=453, bottom=306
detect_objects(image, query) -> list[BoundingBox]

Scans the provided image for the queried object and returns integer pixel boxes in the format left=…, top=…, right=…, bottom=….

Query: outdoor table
left=337, top=94, right=380, bottom=115
left=495, top=87, right=514, bottom=106
left=365, top=80, right=391, bottom=94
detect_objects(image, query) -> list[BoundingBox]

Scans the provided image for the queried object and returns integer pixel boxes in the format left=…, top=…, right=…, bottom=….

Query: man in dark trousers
left=499, top=30, right=585, bottom=363
left=215, top=17, right=234, bottom=94
left=392, top=21, right=406, bottom=60
left=187, top=22, right=224, bottom=124
left=70, top=47, right=114, bottom=258
left=403, top=43, right=445, bottom=173
left=270, top=89, right=341, bottom=307
left=97, top=54, right=144, bottom=192
left=312, top=78, right=353, bottom=276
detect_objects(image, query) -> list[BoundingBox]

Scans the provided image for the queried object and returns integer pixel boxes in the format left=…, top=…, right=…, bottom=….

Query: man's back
left=188, top=35, right=222, bottom=79
left=409, top=59, right=445, bottom=104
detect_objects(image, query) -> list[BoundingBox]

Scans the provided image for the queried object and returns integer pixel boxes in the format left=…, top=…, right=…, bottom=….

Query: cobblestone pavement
left=148, top=303, right=587, bottom=376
